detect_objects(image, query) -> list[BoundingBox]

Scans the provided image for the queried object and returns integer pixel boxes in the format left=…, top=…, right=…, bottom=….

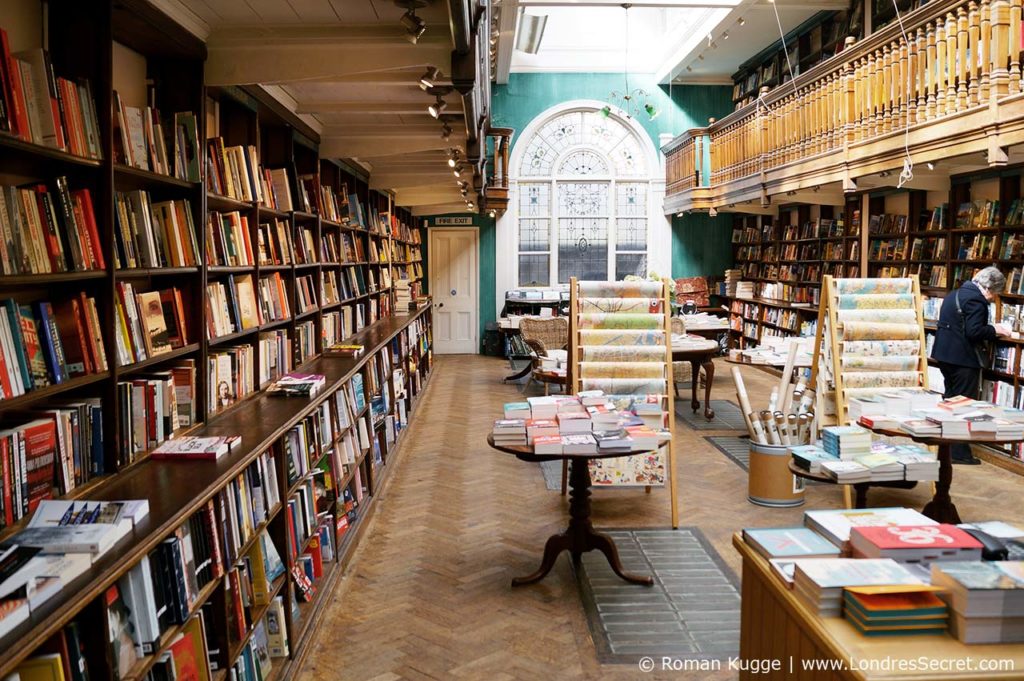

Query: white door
left=429, top=228, right=479, bottom=354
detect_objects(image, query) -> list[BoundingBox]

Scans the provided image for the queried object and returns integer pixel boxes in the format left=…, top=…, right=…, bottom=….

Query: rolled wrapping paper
left=797, top=414, right=810, bottom=444
left=578, top=313, right=664, bottom=330
left=842, top=340, right=921, bottom=356
left=843, top=386, right=930, bottom=399
left=578, top=280, right=664, bottom=298
left=580, top=345, right=666, bottom=362
left=840, top=355, right=920, bottom=371
left=761, top=411, right=782, bottom=445
left=840, top=321, right=921, bottom=340
left=836, top=309, right=919, bottom=325
left=578, top=297, right=661, bottom=314
left=788, top=414, right=799, bottom=445
left=797, top=393, right=814, bottom=415
left=731, top=365, right=763, bottom=443
left=578, top=330, right=666, bottom=346
left=834, top=278, right=914, bottom=295
left=580, top=378, right=668, bottom=395
left=836, top=293, right=916, bottom=309
left=578, top=362, right=665, bottom=379
left=768, top=387, right=779, bottom=412
left=840, top=371, right=922, bottom=389
left=775, top=413, right=790, bottom=445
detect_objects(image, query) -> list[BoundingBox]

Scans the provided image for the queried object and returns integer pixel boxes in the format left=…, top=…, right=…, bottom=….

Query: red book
left=303, top=535, right=323, bottom=579
left=1, top=30, right=28, bottom=140
left=852, top=524, right=983, bottom=550
left=21, top=418, right=56, bottom=513
left=72, top=189, right=104, bottom=269
left=78, top=292, right=102, bottom=371
left=1, top=438, right=12, bottom=526
left=0, top=332, right=11, bottom=398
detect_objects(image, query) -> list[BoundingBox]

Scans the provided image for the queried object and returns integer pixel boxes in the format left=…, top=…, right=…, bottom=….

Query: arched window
left=514, top=107, right=653, bottom=286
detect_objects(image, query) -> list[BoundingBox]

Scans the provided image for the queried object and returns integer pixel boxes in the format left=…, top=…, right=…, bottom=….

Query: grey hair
left=973, top=266, right=1006, bottom=294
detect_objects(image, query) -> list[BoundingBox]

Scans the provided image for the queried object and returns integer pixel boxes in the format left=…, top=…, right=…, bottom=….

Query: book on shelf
left=151, top=435, right=241, bottom=460
left=208, top=345, right=255, bottom=412
left=267, top=168, right=293, bottom=212
left=205, top=137, right=263, bottom=204
left=0, top=38, right=102, bottom=159
left=257, top=218, right=293, bottom=266
left=114, top=283, right=189, bottom=365
left=112, top=93, right=200, bottom=182
left=258, top=272, right=290, bottom=324
left=0, top=179, right=105, bottom=274
left=267, top=372, right=326, bottom=398
left=206, top=210, right=254, bottom=267
left=114, top=192, right=199, bottom=269
left=295, top=273, right=317, bottom=313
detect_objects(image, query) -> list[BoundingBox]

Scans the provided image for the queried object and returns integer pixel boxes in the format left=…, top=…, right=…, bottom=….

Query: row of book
left=858, top=393, right=1024, bottom=440
left=0, top=37, right=103, bottom=159
left=112, top=92, right=201, bottom=182
left=0, top=180, right=104, bottom=274
left=206, top=138, right=266, bottom=205
left=114, top=283, right=190, bottom=367
left=207, top=210, right=255, bottom=267
left=205, top=273, right=289, bottom=340
left=0, top=294, right=108, bottom=397
left=114, top=192, right=199, bottom=269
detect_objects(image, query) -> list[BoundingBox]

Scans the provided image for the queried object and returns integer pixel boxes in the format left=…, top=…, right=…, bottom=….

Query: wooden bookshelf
left=0, top=0, right=433, bottom=678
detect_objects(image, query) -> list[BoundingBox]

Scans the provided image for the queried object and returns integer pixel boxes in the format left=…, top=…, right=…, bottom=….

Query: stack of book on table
left=804, top=507, right=937, bottom=553
left=492, top=419, right=527, bottom=446
left=843, top=587, right=950, bottom=636
left=790, top=442, right=939, bottom=482
left=792, top=558, right=927, bottom=617
left=932, top=561, right=1024, bottom=643
left=741, top=527, right=841, bottom=585
left=850, top=524, right=984, bottom=562
left=882, top=396, right=1024, bottom=440
left=822, top=425, right=872, bottom=459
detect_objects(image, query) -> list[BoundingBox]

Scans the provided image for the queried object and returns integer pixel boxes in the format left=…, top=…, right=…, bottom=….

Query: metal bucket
left=748, top=442, right=805, bottom=508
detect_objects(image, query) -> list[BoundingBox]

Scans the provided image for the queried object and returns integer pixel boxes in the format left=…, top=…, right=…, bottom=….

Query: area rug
left=576, top=528, right=741, bottom=664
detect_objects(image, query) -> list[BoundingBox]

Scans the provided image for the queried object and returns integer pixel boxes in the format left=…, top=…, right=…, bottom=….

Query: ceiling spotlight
left=447, top=149, right=460, bottom=168
left=428, top=96, right=447, bottom=118
left=926, top=162, right=936, bottom=170
left=440, top=123, right=452, bottom=140
left=488, top=209, right=496, bottom=218
left=698, top=54, right=705, bottom=61
left=400, top=8, right=427, bottom=43
left=686, top=66, right=692, bottom=72
left=723, top=31, right=729, bottom=40
left=453, top=164, right=464, bottom=177
left=738, top=16, right=745, bottom=25
left=419, top=67, right=440, bottom=90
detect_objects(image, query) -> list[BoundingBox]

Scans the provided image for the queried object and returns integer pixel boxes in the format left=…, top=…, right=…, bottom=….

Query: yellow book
left=247, top=534, right=271, bottom=605
left=17, top=654, right=66, bottom=681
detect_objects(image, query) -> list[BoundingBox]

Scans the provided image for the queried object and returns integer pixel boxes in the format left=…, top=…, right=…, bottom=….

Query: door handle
left=437, top=302, right=445, bottom=308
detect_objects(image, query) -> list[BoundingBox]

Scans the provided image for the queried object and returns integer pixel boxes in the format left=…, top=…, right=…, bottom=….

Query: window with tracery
left=515, top=108, right=650, bottom=286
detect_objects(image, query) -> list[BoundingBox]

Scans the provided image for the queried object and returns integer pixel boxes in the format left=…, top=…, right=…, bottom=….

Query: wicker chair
left=670, top=317, right=695, bottom=396
left=519, top=317, right=569, bottom=394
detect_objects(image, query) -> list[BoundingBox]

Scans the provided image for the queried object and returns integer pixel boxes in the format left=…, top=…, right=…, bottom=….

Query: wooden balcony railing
left=664, top=0, right=1024, bottom=210
left=664, top=127, right=709, bottom=193
left=484, top=126, right=513, bottom=214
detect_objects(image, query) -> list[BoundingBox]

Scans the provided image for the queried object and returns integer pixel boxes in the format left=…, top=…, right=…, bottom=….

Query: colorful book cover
left=742, top=527, right=841, bottom=558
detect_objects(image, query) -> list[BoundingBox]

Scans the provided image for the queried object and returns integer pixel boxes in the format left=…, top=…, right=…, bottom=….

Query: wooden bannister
left=663, top=0, right=1024, bottom=212
left=484, top=126, right=513, bottom=214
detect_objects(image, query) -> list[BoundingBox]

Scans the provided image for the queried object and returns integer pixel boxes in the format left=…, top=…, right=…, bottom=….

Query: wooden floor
left=299, top=356, right=1024, bottom=681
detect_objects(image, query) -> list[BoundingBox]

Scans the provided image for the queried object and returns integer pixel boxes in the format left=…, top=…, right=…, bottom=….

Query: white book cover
left=805, top=507, right=937, bottom=545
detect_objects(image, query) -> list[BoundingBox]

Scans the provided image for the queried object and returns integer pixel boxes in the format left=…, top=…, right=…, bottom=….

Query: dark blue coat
left=930, top=281, right=996, bottom=368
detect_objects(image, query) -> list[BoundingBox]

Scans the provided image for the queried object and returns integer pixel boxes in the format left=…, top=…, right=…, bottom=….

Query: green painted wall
left=421, top=214, right=496, bottom=346
left=420, top=74, right=735, bottom=350
left=671, top=212, right=735, bottom=278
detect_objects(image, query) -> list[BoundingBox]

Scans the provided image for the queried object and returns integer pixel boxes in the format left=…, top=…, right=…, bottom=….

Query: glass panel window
left=519, top=254, right=550, bottom=286
left=616, top=183, right=647, bottom=251
left=558, top=182, right=609, bottom=283
left=615, top=253, right=647, bottom=280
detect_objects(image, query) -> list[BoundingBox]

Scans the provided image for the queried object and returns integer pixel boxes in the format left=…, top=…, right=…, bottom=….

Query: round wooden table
left=787, top=460, right=917, bottom=509
left=487, top=435, right=655, bottom=587
left=531, top=368, right=568, bottom=395
left=671, top=337, right=719, bottom=420
left=856, top=426, right=1024, bottom=524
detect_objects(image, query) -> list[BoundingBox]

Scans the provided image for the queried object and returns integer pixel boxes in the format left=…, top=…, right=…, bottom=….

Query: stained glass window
left=515, top=107, right=652, bottom=285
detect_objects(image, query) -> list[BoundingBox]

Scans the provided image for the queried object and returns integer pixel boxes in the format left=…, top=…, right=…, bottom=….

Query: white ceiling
left=155, top=0, right=473, bottom=214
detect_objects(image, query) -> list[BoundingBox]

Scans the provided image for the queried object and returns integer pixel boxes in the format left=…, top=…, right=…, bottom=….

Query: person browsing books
left=931, top=266, right=1012, bottom=464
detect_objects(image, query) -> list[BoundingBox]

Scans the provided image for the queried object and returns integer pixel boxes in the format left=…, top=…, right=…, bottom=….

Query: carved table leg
left=702, top=357, right=716, bottom=421
left=922, top=444, right=961, bottom=523
left=513, top=458, right=654, bottom=587
left=690, top=360, right=701, bottom=412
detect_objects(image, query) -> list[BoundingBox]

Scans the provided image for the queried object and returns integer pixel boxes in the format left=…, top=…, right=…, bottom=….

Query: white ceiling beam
left=321, top=136, right=456, bottom=157
left=369, top=171, right=468, bottom=189
left=205, top=26, right=450, bottom=85
left=319, top=124, right=464, bottom=138
left=396, top=190, right=466, bottom=205
left=519, top=0, right=739, bottom=6
left=411, top=204, right=475, bottom=216
left=294, top=101, right=461, bottom=115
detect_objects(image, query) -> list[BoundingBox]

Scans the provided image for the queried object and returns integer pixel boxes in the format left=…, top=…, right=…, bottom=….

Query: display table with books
left=788, top=459, right=918, bottom=509
left=486, top=434, right=655, bottom=587
left=733, top=531, right=1024, bottom=680
left=671, top=335, right=719, bottom=420
left=858, top=425, right=1024, bottom=524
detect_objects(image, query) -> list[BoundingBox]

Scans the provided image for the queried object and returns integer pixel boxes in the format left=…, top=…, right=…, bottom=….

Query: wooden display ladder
left=566, top=277, right=680, bottom=528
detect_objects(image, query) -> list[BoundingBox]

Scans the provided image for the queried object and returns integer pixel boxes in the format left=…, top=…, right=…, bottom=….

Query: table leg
left=922, top=444, right=961, bottom=523
left=690, top=360, right=701, bottom=413
left=853, top=483, right=870, bottom=509
left=702, top=358, right=715, bottom=421
left=512, top=459, right=654, bottom=587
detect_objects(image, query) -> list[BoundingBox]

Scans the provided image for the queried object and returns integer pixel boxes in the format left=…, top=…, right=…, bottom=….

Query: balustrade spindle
left=969, top=2, right=981, bottom=104
left=981, top=0, right=992, bottom=101
left=992, top=0, right=1010, bottom=98
left=882, top=44, right=893, bottom=134
left=936, top=19, right=948, bottom=116
left=927, top=22, right=938, bottom=119
left=1010, top=0, right=1022, bottom=92
left=957, top=7, right=969, bottom=107
left=946, top=12, right=958, bottom=112
left=916, top=27, right=929, bottom=119
left=897, top=39, right=908, bottom=128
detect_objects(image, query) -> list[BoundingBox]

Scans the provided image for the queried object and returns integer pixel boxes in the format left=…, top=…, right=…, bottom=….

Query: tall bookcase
left=0, top=0, right=431, bottom=678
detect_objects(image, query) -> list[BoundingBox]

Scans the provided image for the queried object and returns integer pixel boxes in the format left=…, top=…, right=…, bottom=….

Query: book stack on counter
left=0, top=499, right=149, bottom=638
left=742, top=527, right=841, bottom=586
left=848, top=390, right=942, bottom=424
left=819, top=460, right=871, bottom=484
left=843, top=587, right=950, bottom=636
left=790, top=441, right=939, bottom=482
left=323, top=343, right=365, bottom=358
left=850, top=525, right=984, bottom=562
left=887, top=396, right=1024, bottom=440
left=792, top=559, right=927, bottom=617
left=789, top=444, right=839, bottom=474
left=804, top=507, right=938, bottom=554
left=526, top=418, right=559, bottom=454
left=266, top=372, right=326, bottom=398
left=492, top=419, right=527, bottom=446
left=932, top=561, right=1024, bottom=643
left=851, top=452, right=905, bottom=482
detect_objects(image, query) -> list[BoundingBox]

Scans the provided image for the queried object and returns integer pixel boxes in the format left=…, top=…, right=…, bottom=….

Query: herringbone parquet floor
left=299, top=356, right=1024, bottom=681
